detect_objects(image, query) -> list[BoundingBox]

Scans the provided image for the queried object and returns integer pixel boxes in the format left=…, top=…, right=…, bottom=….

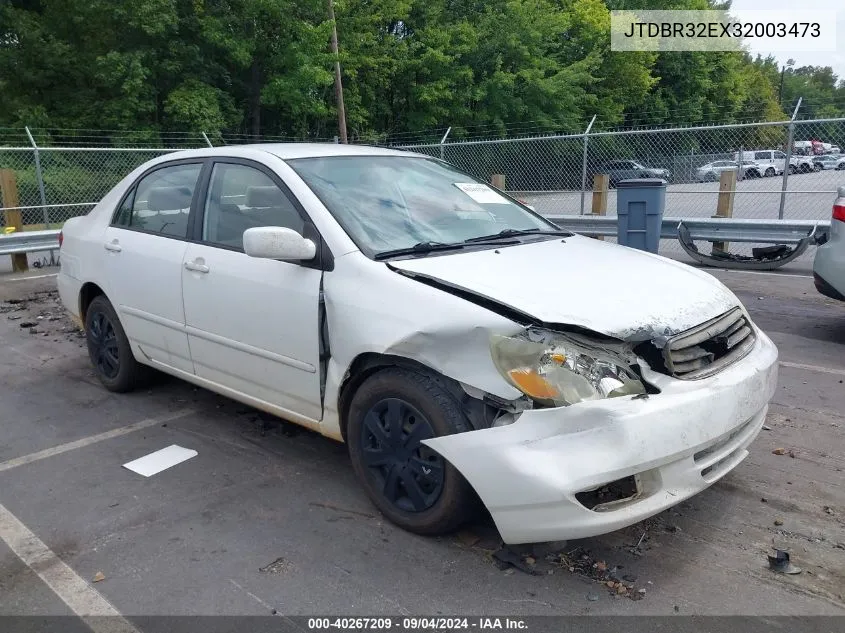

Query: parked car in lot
left=837, top=156, right=845, bottom=170
left=789, top=155, right=816, bottom=173
left=813, top=186, right=845, bottom=302
left=696, top=160, right=763, bottom=181
left=813, top=155, right=839, bottom=171
left=735, top=150, right=786, bottom=177
left=595, top=160, right=671, bottom=187
left=57, top=144, right=779, bottom=544
left=695, top=160, right=737, bottom=182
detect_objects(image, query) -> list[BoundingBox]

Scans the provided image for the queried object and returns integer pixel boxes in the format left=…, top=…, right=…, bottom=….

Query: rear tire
left=765, top=167, right=775, bottom=177
left=85, top=295, right=150, bottom=392
left=346, top=367, right=477, bottom=536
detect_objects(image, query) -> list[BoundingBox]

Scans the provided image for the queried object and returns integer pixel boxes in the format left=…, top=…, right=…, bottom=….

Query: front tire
left=765, top=167, right=775, bottom=177
left=346, top=368, right=477, bottom=536
left=85, top=295, right=149, bottom=392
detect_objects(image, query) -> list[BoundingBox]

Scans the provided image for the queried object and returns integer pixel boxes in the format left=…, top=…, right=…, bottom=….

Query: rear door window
left=113, top=163, right=202, bottom=239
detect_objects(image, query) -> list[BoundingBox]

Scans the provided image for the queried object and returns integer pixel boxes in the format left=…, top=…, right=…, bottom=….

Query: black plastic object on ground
left=767, top=549, right=802, bottom=574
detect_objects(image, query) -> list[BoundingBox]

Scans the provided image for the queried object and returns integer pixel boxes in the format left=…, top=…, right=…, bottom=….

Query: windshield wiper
left=462, top=228, right=572, bottom=243
left=374, top=241, right=467, bottom=260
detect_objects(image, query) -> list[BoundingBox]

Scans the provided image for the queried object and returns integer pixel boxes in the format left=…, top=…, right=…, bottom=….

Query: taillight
left=58, top=231, right=63, bottom=247
left=834, top=204, right=845, bottom=223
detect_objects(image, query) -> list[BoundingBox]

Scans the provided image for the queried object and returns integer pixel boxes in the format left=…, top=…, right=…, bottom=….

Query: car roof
left=157, top=143, right=422, bottom=161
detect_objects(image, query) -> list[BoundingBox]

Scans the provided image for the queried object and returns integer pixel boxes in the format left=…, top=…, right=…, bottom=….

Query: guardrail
left=0, top=216, right=830, bottom=270
left=546, top=215, right=829, bottom=270
left=545, top=215, right=829, bottom=244
left=0, top=229, right=60, bottom=256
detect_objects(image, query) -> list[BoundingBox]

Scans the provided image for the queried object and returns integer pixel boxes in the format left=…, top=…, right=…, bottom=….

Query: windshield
left=287, top=155, right=558, bottom=257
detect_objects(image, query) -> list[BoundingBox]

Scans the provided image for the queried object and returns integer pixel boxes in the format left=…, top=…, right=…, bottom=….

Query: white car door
left=102, top=161, right=204, bottom=373
left=181, top=159, right=324, bottom=421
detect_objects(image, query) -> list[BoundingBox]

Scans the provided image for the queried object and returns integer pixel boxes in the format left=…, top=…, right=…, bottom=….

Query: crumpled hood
left=388, top=234, right=740, bottom=343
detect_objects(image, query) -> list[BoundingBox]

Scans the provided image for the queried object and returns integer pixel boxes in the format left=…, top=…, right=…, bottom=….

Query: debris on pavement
left=492, top=547, right=542, bottom=576
left=762, top=424, right=772, bottom=431
left=2, top=290, right=82, bottom=343
left=308, top=502, right=375, bottom=519
left=92, top=572, right=105, bottom=583
left=772, top=448, right=788, bottom=455
left=542, top=546, right=648, bottom=601
left=259, top=557, right=291, bottom=574
left=457, top=530, right=480, bottom=548
left=767, top=549, right=802, bottom=575
left=774, top=519, right=784, bottom=526
left=824, top=506, right=834, bottom=515
left=636, top=531, right=648, bottom=548
left=586, top=593, right=599, bottom=602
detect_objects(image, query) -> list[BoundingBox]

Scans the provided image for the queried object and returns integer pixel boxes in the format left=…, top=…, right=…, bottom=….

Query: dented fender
left=319, top=251, right=528, bottom=438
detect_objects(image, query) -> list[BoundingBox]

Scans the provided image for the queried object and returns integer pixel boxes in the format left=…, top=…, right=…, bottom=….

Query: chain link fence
left=395, top=117, right=845, bottom=259
left=0, top=147, right=183, bottom=228
left=2, top=118, right=843, bottom=255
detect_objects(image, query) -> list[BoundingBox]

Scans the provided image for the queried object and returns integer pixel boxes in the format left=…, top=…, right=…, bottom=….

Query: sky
left=730, top=0, right=845, bottom=80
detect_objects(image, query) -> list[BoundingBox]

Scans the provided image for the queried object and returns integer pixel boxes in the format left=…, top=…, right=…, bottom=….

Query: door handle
left=184, top=260, right=209, bottom=273
left=104, top=240, right=122, bottom=252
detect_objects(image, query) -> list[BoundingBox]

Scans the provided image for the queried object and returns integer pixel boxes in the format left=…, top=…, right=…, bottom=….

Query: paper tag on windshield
left=454, top=182, right=509, bottom=204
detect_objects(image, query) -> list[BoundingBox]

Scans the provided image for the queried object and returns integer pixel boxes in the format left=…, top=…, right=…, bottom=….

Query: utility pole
left=327, top=0, right=348, bottom=143
left=778, top=58, right=795, bottom=108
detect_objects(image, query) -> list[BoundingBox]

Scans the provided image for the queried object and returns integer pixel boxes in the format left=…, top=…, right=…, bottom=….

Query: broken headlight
left=490, top=328, right=645, bottom=407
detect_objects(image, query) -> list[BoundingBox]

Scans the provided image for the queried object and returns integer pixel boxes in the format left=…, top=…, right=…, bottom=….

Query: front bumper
left=423, top=327, right=779, bottom=544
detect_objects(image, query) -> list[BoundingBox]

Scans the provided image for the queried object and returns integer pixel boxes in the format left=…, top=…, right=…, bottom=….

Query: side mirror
left=243, top=226, right=317, bottom=261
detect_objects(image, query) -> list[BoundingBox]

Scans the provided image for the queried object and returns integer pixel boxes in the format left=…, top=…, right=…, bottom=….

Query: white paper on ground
left=123, top=444, right=197, bottom=477
left=453, top=182, right=510, bottom=204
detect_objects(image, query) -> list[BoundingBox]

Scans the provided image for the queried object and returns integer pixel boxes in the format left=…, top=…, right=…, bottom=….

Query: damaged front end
left=418, top=314, right=777, bottom=545
left=488, top=328, right=648, bottom=410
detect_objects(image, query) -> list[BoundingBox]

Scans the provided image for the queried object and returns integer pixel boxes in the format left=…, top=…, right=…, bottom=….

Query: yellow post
left=0, top=169, right=28, bottom=272
left=713, top=170, right=736, bottom=254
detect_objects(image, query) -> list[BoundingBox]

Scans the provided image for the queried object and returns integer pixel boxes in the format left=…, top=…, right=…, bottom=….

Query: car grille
left=662, top=307, right=756, bottom=379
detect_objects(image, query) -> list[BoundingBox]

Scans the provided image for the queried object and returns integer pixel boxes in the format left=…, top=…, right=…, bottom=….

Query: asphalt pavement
left=0, top=266, right=843, bottom=626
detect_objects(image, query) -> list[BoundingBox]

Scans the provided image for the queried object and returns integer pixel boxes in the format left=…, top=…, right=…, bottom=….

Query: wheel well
left=336, top=353, right=500, bottom=442
left=79, top=282, right=105, bottom=324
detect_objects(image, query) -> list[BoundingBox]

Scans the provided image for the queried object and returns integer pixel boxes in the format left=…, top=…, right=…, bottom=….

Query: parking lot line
left=0, top=408, right=194, bottom=474
left=5, top=273, right=59, bottom=282
left=0, top=502, right=139, bottom=632
left=780, top=361, right=845, bottom=377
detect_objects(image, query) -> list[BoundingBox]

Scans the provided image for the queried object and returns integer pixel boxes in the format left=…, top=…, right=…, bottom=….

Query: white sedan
left=57, top=145, right=779, bottom=544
